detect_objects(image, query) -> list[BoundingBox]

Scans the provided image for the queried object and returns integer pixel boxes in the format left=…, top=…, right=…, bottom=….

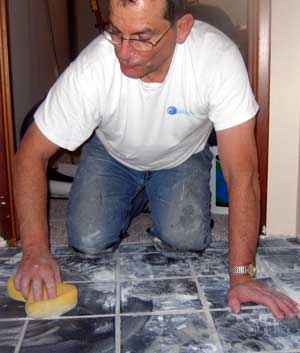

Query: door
left=0, top=0, right=17, bottom=244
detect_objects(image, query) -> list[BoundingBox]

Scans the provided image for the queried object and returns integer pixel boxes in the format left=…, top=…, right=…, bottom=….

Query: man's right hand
left=14, top=246, right=62, bottom=302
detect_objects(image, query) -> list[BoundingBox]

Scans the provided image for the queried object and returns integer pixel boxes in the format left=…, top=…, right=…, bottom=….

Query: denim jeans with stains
left=67, top=134, right=213, bottom=254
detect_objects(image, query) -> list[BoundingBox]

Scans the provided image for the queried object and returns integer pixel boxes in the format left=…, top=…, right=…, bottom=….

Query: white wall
left=267, top=0, right=300, bottom=235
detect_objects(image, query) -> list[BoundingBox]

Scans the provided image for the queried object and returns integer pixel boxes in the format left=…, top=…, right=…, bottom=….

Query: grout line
left=29, top=314, right=116, bottom=320
left=0, top=318, right=28, bottom=322
left=13, top=319, right=28, bottom=353
left=119, top=273, right=230, bottom=282
left=189, top=259, right=225, bottom=353
left=120, top=274, right=197, bottom=282
left=119, top=308, right=204, bottom=317
left=115, top=249, right=121, bottom=353
left=247, top=351, right=300, bottom=353
left=0, top=307, right=262, bottom=323
left=64, top=279, right=116, bottom=284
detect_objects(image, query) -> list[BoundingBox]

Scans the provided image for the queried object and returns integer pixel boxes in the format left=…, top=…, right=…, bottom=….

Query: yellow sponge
left=7, top=276, right=26, bottom=302
left=7, top=276, right=78, bottom=318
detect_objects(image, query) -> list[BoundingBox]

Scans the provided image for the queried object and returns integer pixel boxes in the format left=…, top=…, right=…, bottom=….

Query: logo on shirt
left=167, top=106, right=190, bottom=116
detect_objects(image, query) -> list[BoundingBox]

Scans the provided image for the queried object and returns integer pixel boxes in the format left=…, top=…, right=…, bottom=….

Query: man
left=13, top=0, right=298, bottom=320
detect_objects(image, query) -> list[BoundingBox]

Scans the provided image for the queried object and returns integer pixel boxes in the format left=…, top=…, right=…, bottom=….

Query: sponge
left=7, top=276, right=26, bottom=302
left=7, top=276, right=78, bottom=318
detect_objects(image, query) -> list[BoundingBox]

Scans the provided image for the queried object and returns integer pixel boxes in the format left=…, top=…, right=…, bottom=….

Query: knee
left=157, top=218, right=212, bottom=251
left=66, top=215, right=120, bottom=255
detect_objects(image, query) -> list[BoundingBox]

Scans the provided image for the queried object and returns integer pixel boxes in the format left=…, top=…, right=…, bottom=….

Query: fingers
left=254, top=291, right=298, bottom=320
left=276, top=292, right=299, bottom=311
left=14, top=271, right=22, bottom=291
left=228, top=281, right=299, bottom=320
left=15, top=251, right=61, bottom=301
left=20, top=275, right=31, bottom=299
left=260, top=295, right=288, bottom=320
left=54, top=265, right=62, bottom=284
left=31, top=279, right=43, bottom=301
left=273, top=294, right=299, bottom=319
left=31, top=275, right=58, bottom=301
left=228, top=296, right=241, bottom=314
left=43, top=274, right=58, bottom=300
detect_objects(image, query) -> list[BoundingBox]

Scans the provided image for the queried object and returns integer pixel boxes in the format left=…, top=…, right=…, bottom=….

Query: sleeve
left=34, top=60, right=102, bottom=151
left=208, top=44, right=259, bottom=131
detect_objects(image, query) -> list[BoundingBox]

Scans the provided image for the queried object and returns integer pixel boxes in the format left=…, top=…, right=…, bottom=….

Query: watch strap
left=229, top=263, right=256, bottom=277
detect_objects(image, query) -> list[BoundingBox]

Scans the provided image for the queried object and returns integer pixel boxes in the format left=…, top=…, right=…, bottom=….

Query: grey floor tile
left=0, top=246, right=22, bottom=258
left=191, top=250, right=228, bottom=276
left=121, top=278, right=202, bottom=313
left=1, top=281, right=116, bottom=320
left=0, top=283, right=26, bottom=319
left=256, top=256, right=270, bottom=278
left=257, top=247, right=300, bottom=256
left=261, top=255, right=300, bottom=273
left=207, top=240, right=228, bottom=250
left=287, top=237, right=300, bottom=246
left=121, top=313, right=220, bottom=353
left=120, top=253, right=192, bottom=280
left=0, top=320, right=25, bottom=353
left=212, top=308, right=300, bottom=352
left=19, top=317, right=115, bottom=353
left=276, top=272, right=300, bottom=303
left=0, top=258, right=19, bottom=281
left=64, top=281, right=115, bottom=316
left=57, top=254, right=116, bottom=282
left=258, top=238, right=294, bottom=248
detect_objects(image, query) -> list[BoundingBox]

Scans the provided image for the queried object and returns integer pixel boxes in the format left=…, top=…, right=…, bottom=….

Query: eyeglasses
left=103, top=24, right=173, bottom=52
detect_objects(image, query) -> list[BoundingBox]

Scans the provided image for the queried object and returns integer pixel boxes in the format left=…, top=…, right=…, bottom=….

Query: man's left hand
left=228, top=277, right=299, bottom=320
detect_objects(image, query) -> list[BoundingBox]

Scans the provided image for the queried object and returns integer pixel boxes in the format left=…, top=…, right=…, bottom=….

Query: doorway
left=0, top=0, right=270, bottom=242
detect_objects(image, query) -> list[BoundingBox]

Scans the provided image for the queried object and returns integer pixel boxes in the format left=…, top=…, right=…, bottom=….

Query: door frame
left=0, top=0, right=17, bottom=243
left=0, top=0, right=271, bottom=241
left=248, top=0, right=271, bottom=234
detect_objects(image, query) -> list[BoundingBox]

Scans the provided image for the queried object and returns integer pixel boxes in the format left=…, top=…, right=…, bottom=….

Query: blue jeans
left=67, top=135, right=213, bottom=254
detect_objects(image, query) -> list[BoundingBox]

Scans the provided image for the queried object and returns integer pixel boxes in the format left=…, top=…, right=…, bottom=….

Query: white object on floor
left=0, top=236, right=7, bottom=247
left=48, top=163, right=78, bottom=198
left=49, top=180, right=72, bottom=198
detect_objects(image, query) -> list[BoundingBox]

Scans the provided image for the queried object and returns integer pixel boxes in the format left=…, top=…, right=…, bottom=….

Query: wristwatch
left=230, top=263, right=256, bottom=277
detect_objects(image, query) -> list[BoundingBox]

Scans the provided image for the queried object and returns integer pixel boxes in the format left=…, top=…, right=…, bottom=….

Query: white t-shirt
left=35, top=20, right=259, bottom=171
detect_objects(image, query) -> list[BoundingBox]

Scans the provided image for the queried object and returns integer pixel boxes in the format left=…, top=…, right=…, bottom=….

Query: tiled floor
left=1, top=237, right=300, bottom=353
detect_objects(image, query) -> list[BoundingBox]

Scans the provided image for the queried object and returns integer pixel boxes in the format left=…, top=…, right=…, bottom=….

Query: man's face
left=108, top=0, right=178, bottom=82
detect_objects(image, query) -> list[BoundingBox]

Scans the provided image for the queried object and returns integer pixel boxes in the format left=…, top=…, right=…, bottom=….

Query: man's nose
left=116, top=39, right=133, bottom=60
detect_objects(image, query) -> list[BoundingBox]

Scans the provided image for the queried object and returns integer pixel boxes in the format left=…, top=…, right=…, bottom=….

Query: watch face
left=248, top=263, right=256, bottom=277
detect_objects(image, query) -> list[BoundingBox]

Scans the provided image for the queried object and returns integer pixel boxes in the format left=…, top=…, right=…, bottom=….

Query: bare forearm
left=13, top=152, right=49, bottom=253
left=227, top=174, right=260, bottom=272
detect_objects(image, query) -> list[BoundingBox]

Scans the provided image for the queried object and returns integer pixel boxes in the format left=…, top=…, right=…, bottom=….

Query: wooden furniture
left=0, top=0, right=17, bottom=244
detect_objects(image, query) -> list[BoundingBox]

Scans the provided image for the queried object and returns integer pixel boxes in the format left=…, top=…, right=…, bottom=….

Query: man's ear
left=176, top=14, right=194, bottom=44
